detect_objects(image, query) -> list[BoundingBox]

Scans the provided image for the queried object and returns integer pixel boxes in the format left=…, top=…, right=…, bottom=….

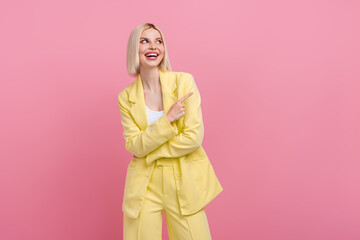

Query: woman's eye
left=140, top=39, right=162, bottom=43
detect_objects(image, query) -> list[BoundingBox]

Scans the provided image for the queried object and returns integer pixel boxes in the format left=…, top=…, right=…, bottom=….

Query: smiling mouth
left=145, top=53, right=159, bottom=60
left=145, top=53, right=159, bottom=57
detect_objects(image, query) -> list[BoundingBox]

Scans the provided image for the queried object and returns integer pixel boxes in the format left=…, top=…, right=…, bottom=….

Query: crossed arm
left=118, top=74, right=204, bottom=166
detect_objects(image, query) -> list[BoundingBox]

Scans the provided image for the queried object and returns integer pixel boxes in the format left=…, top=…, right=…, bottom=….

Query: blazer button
left=176, top=172, right=181, bottom=177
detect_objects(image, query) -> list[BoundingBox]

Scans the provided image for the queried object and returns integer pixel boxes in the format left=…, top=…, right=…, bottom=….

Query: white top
left=146, top=105, right=164, bottom=125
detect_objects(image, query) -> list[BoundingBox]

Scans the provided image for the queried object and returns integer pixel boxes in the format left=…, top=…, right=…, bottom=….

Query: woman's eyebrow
left=140, top=37, right=162, bottom=40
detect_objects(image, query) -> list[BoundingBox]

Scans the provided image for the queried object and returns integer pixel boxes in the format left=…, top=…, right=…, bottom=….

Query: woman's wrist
left=165, top=114, right=173, bottom=123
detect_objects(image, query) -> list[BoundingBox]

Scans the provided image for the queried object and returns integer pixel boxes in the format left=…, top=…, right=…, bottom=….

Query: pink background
left=1, top=0, right=359, bottom=239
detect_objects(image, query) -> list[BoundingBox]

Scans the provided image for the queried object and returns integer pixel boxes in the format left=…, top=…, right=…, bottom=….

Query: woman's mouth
left=145, top=53, right=159, bottom=60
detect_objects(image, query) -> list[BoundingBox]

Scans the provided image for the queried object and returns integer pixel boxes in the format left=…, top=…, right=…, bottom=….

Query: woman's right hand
left=166, top=92, right=193, bottom=123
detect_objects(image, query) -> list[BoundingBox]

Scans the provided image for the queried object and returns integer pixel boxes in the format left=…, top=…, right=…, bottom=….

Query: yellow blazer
left=117, top=70, right=223, bottom=219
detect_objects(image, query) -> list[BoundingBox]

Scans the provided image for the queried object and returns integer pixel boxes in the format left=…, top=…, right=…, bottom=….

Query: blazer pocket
left=181, top=158, right=210, bottom=188
left=183, top=156, right=208, bottom=164
left=124, top=157, right=149, bottom=194
left=128, top=156, right=143, bottom=168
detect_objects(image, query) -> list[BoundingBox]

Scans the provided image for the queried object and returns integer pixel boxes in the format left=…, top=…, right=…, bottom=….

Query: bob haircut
left=126, top=23, right=172, bottom=76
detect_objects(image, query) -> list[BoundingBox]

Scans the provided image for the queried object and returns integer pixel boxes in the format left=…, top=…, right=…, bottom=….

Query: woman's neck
left=139, top=67, right=161, bottom=92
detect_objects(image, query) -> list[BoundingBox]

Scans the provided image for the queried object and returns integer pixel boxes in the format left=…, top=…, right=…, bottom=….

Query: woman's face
left=138, top=28, right=165, bottom=69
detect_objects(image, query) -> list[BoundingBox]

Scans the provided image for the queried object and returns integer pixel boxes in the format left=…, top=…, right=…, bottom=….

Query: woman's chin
left=141, top=62, right=161, bottom=69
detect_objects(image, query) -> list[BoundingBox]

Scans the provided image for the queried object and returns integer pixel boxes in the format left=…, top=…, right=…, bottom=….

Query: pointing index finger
left=178, top=92, right=193, bottom=103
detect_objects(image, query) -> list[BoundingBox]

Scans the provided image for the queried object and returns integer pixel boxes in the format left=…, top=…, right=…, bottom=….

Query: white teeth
left=145, top=53, right=158, bottom=57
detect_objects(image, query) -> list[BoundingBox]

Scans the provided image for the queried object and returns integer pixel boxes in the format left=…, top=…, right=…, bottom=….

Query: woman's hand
left=131, top=92, right=193, bottom=159
left=166, top=92, right=193, bottom=123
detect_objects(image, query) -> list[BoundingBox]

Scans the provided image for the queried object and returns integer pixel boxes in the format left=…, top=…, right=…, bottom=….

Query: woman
left=118, top=23, right=223, bottom=240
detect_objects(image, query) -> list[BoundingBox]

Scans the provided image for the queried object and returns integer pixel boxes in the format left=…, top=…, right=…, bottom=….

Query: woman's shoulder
left=117, top=81, right=135, bottom=107
left=119, top=81, right=135, bottom=94
left=168, top=71, right=195, bottom=88
left=170, top=70, right=193, bottom=80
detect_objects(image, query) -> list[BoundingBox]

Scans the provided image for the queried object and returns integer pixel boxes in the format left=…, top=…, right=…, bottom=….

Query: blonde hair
left=126, top=23, right=172, bottom=76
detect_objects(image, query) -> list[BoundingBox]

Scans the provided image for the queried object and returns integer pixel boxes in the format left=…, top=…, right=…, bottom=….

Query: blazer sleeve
left=117, top=92, right=178, bottom=158
left=145, top=74, right=204, bottom=165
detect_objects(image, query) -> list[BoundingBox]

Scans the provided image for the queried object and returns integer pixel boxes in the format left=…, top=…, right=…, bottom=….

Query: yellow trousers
left=123, top=158, right=212, bottom=240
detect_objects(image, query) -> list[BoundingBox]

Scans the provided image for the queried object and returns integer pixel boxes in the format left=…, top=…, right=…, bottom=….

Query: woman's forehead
left=141, top=28, right=161, bottom=38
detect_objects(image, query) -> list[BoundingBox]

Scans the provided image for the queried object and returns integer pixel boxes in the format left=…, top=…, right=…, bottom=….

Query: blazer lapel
left=128, top=70, right=178, bottom=131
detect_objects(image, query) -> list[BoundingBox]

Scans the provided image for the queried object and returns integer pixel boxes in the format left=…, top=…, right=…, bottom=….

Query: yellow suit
left=117, top=70, right=223, bottom=219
